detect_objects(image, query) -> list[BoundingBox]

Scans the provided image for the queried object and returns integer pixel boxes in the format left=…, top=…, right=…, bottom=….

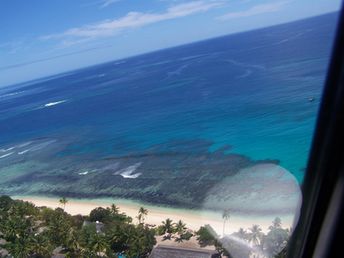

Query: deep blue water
left=0, top=13, right=339, bottom=203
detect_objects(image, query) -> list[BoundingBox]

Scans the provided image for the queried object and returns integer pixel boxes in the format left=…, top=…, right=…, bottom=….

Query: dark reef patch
left=0, top=139, right=280, bottom=210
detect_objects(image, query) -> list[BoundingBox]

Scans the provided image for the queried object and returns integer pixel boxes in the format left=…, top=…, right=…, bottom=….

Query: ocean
left=0, top=13, right=338, bottom=211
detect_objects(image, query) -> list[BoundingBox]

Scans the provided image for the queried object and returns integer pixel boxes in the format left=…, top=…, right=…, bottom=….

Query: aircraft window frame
left=287, top=3, right=344, bottom=258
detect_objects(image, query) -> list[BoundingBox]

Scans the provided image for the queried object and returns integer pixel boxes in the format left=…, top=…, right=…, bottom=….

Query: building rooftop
left=149, top=245, right=218, bottom=258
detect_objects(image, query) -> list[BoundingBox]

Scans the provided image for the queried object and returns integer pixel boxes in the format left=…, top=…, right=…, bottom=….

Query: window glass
left=0, top=1, right=341, bottom=257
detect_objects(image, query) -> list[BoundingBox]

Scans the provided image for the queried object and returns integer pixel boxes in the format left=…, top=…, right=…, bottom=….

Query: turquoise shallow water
left=0, top=13, right=339, bottom=206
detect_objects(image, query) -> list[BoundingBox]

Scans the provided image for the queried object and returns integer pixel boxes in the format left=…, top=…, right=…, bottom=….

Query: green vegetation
left=0, top=195, right=290, bottom=258
left=137, top=207, right=148, bottom=225
left=0, top=196, right=154, bottom=257
left=155, top=218, right=193, bottom=243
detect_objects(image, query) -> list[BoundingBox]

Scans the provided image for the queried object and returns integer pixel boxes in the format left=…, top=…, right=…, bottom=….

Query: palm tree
left=5, top=237, right=33, bottom=258
left=175, top=220, right=187, bottom=235
left=47, top=210, right=71, bottom=246
left=161, top=218, right=174, bottom=235
left=59, top=197, right=68, bottom=211
left=222, top=209, right=230, bottom=236
left=110, top=204, right=120, bottom=215
left=31, top=234, right=53, bottom=257
left=2, top=217, right=20, bottom=241
left=89, top=233, right=109, bottom=256
left=269, top=217, right=282, bottom=230
left=2, top=215, right=33, bottom=242
left=137, top=207, right=148, bottom=224
left=248, top=224, right=263, bottom=247
left=237, top=227, right=248, bottom=240
left=65, top=228, right=83, bottom=257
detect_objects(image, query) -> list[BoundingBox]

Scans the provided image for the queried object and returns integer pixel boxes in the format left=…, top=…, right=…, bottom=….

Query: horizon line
left=0, top=11, right=338, bottom=89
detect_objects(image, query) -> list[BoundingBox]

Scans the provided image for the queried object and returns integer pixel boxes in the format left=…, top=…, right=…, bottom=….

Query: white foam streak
left=17, top=141, right=33, bottom=148
left=29, top=140, right=56, bottom=152
left=44, top=100, right=67, bottom=107
left=0, top=91, right=25, bottom=98
left=18, top=149, right=30, bottom=155
left=17, top=140, right=56, bottom=155
left=115, top=162, right=142, bottom=179
left=0, top=147, right=15, bottom=152
left=0, top=152, right=14, bottom=159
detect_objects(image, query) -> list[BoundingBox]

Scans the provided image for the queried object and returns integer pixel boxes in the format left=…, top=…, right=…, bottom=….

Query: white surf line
left=0, top=91, right=25, bottom=98
left=18, top=149, right=30, bottom=155
left=0, top=147, right=15, bottom=152
left=27, top=140, right=56, bottom=152
left=17, top=141, right=33, bottom=148
left=115, top=163, right=142, bottom=179
left=0, top=152, right=14, bottom=159
left=16, top=140, right=55, bottom=155
left=78, top=168, right=98, bottom=175
left=44, top=100, right=67, bottom=107
left=121, top=172, right=141, bottom=179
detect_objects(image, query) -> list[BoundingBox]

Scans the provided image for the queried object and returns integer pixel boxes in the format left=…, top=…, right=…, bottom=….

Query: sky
left=0, top=0, right=342, bottom=87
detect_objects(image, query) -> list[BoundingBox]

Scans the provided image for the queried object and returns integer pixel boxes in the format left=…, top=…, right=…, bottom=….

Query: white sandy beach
left=13, top=196, right=296, bottom=235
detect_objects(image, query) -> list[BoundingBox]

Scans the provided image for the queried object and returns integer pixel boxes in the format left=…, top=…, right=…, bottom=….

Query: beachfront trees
left=0, top=196, right=159, bottom=258
left=264, top=218, right=289, bottom=257
left=110, top=204, right=120, bottom=215
left=3, top=237, right=33, bottom=258
left=105, top=223, right=156, bottom=257
left=79, top=223, right=110, bottom=256
left=90, top=207, right=112, bottom=223
left=161, top=218, right=174, bottom=235
left=222, top=208, right=230, bottom=236
left=270, top=217, right=282, bottom=230
left=264, top=227, right=289, bottom=257
left=46, top=208, right=73, bottom=247
left=175, top=220, right=187, bottom=235
left=129, top=224, right=156, bottom=257
left=195, top=225, right=230, bottom=257
left=196, top=225, right=217, bottom=247
left=0, top=203, right=51, bottom=256
left=137, top=207, right=148, bottom=224
left=0, top=195, right=14, bottom=212
left=89, top=206, right=132, bottom=224
left=1, top=214, right=35, bottom=243
left=0, top=195, right=293, bottom=258
left=194, top=219, right=291, bottom=258
left=218, top=236, right=250, bottom=258
left=248, top=224, right=263, bottom=247
left=59, top=197, right=68, bottom=211
left=31, top=233, right=53, bottom=257
left=88, top=231, right=109, bottom=256
left=106, top=225, right=129, bottom=253
left=173, top=220, right=191, bottom=243
left=156, top=219, right=191, bottom=243
left=235, top=228, right=249, bottom=240
left=64, top=228, right=83, bottom=257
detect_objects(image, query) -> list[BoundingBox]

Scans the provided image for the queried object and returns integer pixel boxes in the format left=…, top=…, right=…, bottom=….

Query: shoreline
left=13, top=195, right=296, bottom=235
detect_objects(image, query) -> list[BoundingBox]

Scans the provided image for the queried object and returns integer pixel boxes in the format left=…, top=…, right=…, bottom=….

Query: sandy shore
left=13, top=195, right=296, bottom=235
